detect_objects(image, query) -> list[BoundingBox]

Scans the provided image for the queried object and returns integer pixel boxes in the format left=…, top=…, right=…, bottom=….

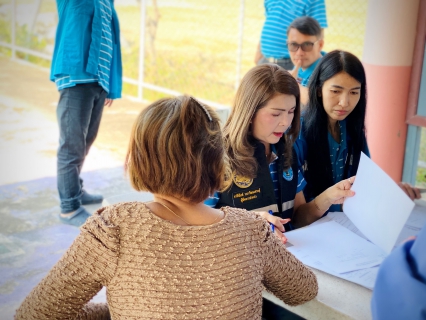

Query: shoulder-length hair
left=304, top=50, right=367, bottom=197
left=223, top=64, right=301, bottom=178
left=125, top=95, right=231, bottom=203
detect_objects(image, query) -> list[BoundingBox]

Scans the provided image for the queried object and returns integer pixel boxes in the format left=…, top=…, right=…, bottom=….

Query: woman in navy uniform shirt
left=205, top=63, right=356, bottom=320
left=206, top=64, right=355, bottom=238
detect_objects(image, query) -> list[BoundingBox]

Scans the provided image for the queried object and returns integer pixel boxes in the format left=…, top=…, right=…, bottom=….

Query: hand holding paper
left=324, top=176, right=356, bottom=205
left=397, top=182, right=422, bottom=200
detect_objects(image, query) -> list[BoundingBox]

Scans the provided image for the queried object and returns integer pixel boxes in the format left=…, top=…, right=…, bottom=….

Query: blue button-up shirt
left=51, top=0, right=122, bottom=99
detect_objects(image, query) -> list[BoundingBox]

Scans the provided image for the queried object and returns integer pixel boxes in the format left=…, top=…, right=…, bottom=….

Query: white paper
left=289, top=203, right=426, bottom=289
left=285, top=221, right=386, bottom=274
left=301, top=254, right=379, bottom=290
left=343, top=153, right=415, bottom=253
left=311, top=212, right=369, bottom=241
left=313, top=210, right=424, bottom=249
left=394, top=203, right=426, bottom=246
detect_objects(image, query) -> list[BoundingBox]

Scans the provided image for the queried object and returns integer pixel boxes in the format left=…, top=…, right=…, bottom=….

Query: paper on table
left=343, top=153, right=415, bottom=253
left=394, top=203, right=426, bottom=245
left=311, top=212, right=369, bottom=241
left=285, top=221, right=386, bottom=273
left=300, top=253, right=379, bottom=290
left=314, top=210, right=425, bottom=249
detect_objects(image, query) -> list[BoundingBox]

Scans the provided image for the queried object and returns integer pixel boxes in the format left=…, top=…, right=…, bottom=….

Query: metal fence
left=0, top=0, right=368, bottom=110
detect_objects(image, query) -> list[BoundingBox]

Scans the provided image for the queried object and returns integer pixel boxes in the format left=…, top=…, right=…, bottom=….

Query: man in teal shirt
left=51, top=0, right=122, bottom=226
left=288, top=16, right=325, bottom=107
left=255, top=0, right=327, bottom=71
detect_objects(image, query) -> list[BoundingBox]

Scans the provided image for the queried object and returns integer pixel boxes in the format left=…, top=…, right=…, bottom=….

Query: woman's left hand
left=325, top=176, right=356, bottom=205
left=398, top=182, right=421, bottom=200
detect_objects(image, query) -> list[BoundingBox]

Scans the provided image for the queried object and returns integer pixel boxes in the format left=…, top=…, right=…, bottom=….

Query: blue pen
left=268, top=210, right=275, bottom=232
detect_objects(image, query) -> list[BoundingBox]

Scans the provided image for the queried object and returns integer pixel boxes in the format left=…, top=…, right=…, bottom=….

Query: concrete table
left=264, top=199, right=426, bottom=320
left=263, top=269, right=372, bottom=320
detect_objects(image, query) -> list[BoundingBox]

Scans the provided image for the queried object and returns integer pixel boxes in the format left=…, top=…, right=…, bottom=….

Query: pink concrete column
left=362, top=0, right=419, bottom=181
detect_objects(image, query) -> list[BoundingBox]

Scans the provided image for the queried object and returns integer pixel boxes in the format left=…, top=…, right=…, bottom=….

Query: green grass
left=116, top=0, right=368, bottom=104
left=416, top=129, right=426, bottom=186
left=0, top=0, right=369, bottom=103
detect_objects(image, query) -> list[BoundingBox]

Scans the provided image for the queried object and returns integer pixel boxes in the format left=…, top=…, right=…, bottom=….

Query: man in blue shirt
left=288, top=16, right=325, bottom=106
left=51, top=0, right=122, bottom=227
left=255, top=0, right=327, bottom=70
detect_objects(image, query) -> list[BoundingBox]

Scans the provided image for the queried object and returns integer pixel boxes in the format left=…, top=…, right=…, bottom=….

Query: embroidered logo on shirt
left=232, top=188, right=261, bottom=205
left=232, top=174, right=253, bottom=189
left=283, top=167, right=294, bottom=181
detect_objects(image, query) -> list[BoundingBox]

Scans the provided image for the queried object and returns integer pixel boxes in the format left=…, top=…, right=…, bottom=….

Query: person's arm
left=292, top=177, right=355, bottom=228
left=104, top=98, right=113, bottom=107
left=256, top=211, right=290, bottom=243
left=364, top=138, right=421, bottom=200
left=15, top=208, right=120, bottom=319
left=371, top=224, right=426, bottom=319
left=256, top=165, right=308, bottom=242
left=260, top=218, right=318, bottom=305
left=288, top=61, right=309, bottom=106
left=398, top=182, right=421, bottom=200
left=299, top=85, right=309, bottom=106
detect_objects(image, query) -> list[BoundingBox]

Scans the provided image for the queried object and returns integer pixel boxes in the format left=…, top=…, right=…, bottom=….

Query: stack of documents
left=285, top=219, right=382, bottom=289
left=285, top=153, right=425, bottom=289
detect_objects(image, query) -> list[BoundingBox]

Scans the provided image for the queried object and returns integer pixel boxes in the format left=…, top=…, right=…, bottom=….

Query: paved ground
left=0, top=56, right=149, bottom=319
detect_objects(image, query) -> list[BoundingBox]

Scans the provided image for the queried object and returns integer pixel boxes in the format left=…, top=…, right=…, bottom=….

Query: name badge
left=232, top=188, right=262, bottom=205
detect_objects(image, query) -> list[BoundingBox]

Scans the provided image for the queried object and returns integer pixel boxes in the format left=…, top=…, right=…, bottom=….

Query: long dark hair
left=304, top=50, right=367, bottom=197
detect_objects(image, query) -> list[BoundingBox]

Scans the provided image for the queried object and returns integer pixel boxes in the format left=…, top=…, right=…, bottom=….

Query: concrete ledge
left=264, top=267, right=372, bottom=320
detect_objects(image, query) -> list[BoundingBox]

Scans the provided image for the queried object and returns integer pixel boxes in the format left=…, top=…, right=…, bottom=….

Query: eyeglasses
left=287, top=40, right=319, bottom=52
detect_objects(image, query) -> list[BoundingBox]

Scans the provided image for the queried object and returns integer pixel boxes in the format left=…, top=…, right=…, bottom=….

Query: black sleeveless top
left=216, top=141, right=298, bottom=230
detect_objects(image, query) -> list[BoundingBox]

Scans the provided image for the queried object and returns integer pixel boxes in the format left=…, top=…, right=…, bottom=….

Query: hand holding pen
left=269, top=210, right=275, bottom=233
left=258, top=210, right=290, bottom=244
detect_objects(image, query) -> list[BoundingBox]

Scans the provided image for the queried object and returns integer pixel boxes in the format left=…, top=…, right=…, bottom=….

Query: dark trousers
left=56, top=83, right=107, bottom=213
left=262, top=298, right=306, bottom=320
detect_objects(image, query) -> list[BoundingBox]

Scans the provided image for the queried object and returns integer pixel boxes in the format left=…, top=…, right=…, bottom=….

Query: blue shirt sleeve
left=306, top=0, right=328, bottom=28
left=371, top=224, right=426, bottom=320
left=204, top=191, right=220, bottom=208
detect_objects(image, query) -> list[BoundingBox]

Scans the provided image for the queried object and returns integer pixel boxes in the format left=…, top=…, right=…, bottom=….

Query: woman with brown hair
left=206, top=64, right=356, bottom=236
left=16, top=95, right=318, bottom=319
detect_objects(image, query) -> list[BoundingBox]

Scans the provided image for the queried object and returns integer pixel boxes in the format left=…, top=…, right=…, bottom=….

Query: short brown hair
left=125, top=95, right=231, bottom=203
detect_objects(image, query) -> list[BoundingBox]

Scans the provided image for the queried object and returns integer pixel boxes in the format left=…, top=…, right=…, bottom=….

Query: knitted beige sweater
left=15, top=202, right=317, bottom=319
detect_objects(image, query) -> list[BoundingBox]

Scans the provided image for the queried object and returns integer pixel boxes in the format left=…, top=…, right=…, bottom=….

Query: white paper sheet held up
left=311, top=212, right=369, bottom=241
left=313, top=210, right=425, bottom=249
left=285, top=221, right=386, bottom=274
left=343, top=153, right=415, bottom=253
